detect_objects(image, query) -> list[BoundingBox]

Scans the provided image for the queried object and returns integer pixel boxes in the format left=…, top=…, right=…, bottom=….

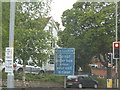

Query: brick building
left=91, top=67, right=116, bottom=78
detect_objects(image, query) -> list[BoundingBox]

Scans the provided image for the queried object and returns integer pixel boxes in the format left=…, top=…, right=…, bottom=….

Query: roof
left=29, top=16, right=59, bottom=31
left=43, top=17, right=59, bottom=31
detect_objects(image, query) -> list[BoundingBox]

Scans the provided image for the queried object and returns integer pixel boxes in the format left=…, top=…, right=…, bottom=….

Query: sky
left=50, top=0, right=77, bottom=29
left=50, top=0, right=120, bottom=29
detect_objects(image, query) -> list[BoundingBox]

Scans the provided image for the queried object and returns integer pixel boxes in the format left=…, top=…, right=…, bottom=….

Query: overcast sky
left=50, top=0, right=77, bottom=29
left=50, top=0, right=120, bottom=29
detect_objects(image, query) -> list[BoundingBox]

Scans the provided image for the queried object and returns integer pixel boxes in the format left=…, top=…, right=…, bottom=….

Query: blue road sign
left=54, top=48, right=75, bottom=76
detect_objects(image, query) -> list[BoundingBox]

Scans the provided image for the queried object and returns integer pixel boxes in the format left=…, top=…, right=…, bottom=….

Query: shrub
left=2, top=72, right=64, bottom=84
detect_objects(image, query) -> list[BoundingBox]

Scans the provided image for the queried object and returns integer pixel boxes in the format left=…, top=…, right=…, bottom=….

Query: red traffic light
left=114, top=43, right=119, bottom=48
left=113, top=42, right=120, bottom=59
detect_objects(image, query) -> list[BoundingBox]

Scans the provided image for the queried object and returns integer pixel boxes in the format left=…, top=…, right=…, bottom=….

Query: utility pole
left=115, top=0, right=119, bottom=88
left=117, top=58, right=120, bottom=89
left=115, top=1, right=120, bottom=89
left=7, top=1, right=16, bottom=88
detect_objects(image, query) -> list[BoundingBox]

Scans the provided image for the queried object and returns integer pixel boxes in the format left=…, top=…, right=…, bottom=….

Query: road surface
left=1, top=87, right=119, bottom=90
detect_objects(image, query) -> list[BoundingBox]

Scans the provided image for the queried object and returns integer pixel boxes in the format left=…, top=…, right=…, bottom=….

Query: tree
left=2, top=1, right=53, bottom=87
left=59, top=2, right=120, bottom=72
left=2, top=2, right=10, bottom=60
left=14, top=2, right=52, bottom=87
left=2, top=1, right=52, bottom=64
left=14, top=24, right=52, bottom=67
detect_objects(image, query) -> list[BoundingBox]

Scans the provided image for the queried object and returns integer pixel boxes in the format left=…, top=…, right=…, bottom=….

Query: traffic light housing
left=107, top=53, right=112, bottom=67
left=113, top=42, right=120, bottom=59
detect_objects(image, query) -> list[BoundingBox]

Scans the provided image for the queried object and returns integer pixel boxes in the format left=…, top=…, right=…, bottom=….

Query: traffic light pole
left=107, top=67, right=112, bottom=88
left=115, top=1, right=119, bottom=89
left=118, top=59, right=120, bottom=89
left=107, top=53, right=112, bottom=88
left=114, top=59, right=119, bottom=88
left=7, top=1, right=16, bottom=88
left=115, top=0, right=118, bottom=42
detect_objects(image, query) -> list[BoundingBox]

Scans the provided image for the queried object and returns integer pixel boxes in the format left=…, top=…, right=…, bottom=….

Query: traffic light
left=113, top=42, right=120, bottom=59
left=107, top=53, right=112, bottom=67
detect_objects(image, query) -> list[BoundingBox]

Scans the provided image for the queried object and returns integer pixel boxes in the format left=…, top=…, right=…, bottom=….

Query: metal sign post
left=114, top=1, right=119, bottom=88
left=7, top=1, right=16, bottom=88
left=64, top=76, right=67, bottom=88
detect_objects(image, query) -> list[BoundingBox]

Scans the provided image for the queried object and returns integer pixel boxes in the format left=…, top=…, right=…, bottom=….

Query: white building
left=42, top=17, right=60, bottom=72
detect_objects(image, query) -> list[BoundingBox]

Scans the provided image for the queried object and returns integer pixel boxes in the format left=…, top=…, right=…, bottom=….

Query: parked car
left=2, top=60, right=44, bottom=74
left=66, top=75, right=98, bottom=88
left=14, top=62, right=44, bottom=74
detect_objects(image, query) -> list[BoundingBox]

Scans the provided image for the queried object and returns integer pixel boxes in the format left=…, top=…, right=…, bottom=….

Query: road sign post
left=7, top=1, right=16, bottom=88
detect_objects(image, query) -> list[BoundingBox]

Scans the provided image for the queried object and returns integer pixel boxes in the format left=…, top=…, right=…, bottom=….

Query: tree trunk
left=99, top=54, right=105, bottom=62
left=22, top=64, right=26, bottom=88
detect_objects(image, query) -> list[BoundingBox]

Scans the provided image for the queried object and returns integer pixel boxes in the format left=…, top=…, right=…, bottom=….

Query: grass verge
left=2, top=72, right=64, bottom=84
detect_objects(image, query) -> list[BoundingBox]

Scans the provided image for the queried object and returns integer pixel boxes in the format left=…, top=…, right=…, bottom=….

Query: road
left=1, top=87, right=119, bottom=90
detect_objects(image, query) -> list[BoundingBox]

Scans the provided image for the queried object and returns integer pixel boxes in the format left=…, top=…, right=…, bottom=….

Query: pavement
left=1, top=87, right=119, bottom=90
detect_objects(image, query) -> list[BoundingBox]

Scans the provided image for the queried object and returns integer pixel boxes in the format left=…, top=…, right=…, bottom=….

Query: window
left=28, top=62, right=34, bottom=66
left=51, top=40, right=55, bottom=48
left=49, top=55, right=54, bottom=64
left=67, top=75, right=78, bottom=79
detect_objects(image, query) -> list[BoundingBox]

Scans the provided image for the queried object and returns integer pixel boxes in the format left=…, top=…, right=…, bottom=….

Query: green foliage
left=2, top=2, right=53, bottom=87
left=93, top=78, right=106, bottom=87
left=2, top=2, right=10, bottom=60
left=59, top=2, right=120, bottom=72
left=14, top=28, right=51, bottom=66
left=2, top=2, right=52, bottom=66
left=2, top=72, right=64, bottom=84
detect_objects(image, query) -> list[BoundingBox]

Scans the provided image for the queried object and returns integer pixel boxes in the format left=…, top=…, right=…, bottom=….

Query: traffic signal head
left=107, top=53, right=111, bottom=62
left=114, top=43, right=119, bottom=48
left=107, top=53, right=112, bottom=67
left=113, top=42, right=120, bottom=59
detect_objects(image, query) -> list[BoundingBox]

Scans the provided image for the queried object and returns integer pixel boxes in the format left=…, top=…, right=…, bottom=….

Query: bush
left=93, top=77, right=106, bottom=87
left=2, top=72, right=7, bottom=80
left=2, top=72, right=64, bottom=84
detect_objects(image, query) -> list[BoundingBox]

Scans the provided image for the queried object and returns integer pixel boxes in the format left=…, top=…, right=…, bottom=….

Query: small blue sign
left=107, top=79, right=110, bottom=82
left=54, top=48, right=75, bottom=76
